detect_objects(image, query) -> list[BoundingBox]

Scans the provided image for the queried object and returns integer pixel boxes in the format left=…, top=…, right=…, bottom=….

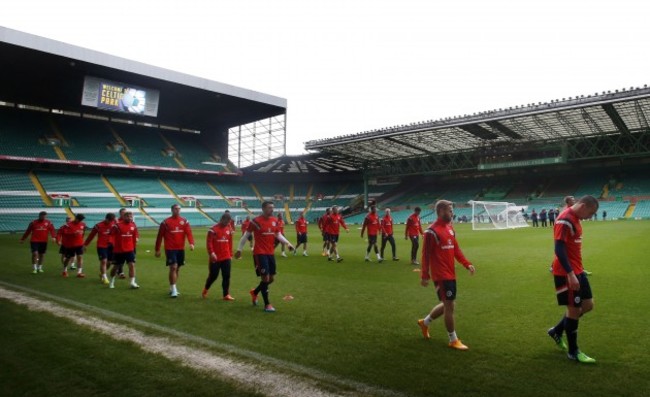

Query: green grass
left=1, top=221, right=649, bottom=396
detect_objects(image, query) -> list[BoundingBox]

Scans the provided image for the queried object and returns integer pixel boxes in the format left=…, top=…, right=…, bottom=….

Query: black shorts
left=297, top=233, right=307, bottom=244
left=59, top=245, right=64, bottom=255
left=367, top=235, right=377, bottom=245
left=554, top=273, right=592, bottom=307
left=329, top=234, right=340, bottom=243
left=434, top=280, right=457, bottom=301
left=113, top=251, right=136, bottom=266
left=166, top=250, right=185, bottom=267
left=30, top=242, right=47, bottom=254
left=63, top=246, right=84, bottom=259
left=322, top=232, right=329, bottom=242
left=97, top=245, right=114, bottom=261
left=246, top=234, right=253, bottom=242
left=253, top=254, right=276, bottom=277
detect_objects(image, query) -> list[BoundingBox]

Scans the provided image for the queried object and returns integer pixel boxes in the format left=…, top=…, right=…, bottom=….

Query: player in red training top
left=274, top=212, right=288, bottom=257
left=155, top=204, right=195, bottom=298
left=417, top=200, right=476, bottom=350
left=318, top=208, right=331, bottom=256
left=405, top=207, right=424, bottom=265
left=202, top=212, right=235, bottom=301
left=293, top=213, right=308, bottom=256
left=235, top=201, right=294, bottom=313
left=325, top=206, right=349, bottom=262
left=241, top=215, right=253, bottom=248
left=56, top=216, right=74, bottom=269
left=84, top=212, right=116, bottom=285
left=20, top=211, right=56, bottom=274
left=109, top=211, right=139, bottom=289
left=546, top=195, right=599, bottom=364
left=59, top=214, right=87, bottom=278
left=380, top=208, right=399, bottom=261
left=361, top=205, right=382, bottom=262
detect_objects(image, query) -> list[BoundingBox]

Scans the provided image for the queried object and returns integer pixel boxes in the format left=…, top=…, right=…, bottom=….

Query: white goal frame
left=468, top=200, right=529, bottom=230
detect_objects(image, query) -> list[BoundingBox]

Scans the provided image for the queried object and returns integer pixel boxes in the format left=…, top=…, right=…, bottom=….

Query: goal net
left=468, top=200, right=529, bottom=230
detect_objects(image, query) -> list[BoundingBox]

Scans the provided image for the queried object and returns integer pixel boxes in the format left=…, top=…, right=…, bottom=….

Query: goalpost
left=468, top=200, right=529, bottom=230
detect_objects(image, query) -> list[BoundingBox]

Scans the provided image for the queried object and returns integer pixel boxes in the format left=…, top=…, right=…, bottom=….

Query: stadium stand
left=53, top=116, right=124, bottom=164
left=160, top=130, right=227, bottom=172
left=0, top=109, right=60, bottom=159
left=632, top=200, right=650, bottom=219
left=113, top=124, right=180, bottom=168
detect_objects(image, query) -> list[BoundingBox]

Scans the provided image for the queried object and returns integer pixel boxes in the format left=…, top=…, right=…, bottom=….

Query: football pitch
left=1, top=221, right=649, bottom=397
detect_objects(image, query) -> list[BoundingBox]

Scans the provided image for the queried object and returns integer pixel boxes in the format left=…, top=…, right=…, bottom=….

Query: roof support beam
left=485, top=121, right=522, bottom=139
left=459, top=124, right=499, bottom=140
left=602, top=104, right=631, bottom=135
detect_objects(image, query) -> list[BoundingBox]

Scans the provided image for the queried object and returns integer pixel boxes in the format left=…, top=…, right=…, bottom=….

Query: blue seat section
left=114, top=124, right=179, bottom=168
left=160, top=131, right=226, bottom=172
left=632, top=200, right=650, bottom=219
left=0, top=109, right=59, bottom=159
left=163, top=178, right=227, bottom=208
left=54, top=116, right=124, bottom=163
left=0, top=169, right=45, bottom=207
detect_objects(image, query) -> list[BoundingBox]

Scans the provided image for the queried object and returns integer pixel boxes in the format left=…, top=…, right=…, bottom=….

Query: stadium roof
left=245, top=153, right=360, bottom=174
left=0, top=27, right=286, bottom=132
left=305, top=86, right=650, bottom=168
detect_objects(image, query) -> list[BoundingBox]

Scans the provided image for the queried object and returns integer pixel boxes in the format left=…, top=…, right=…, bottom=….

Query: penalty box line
left=0, top=281, right=405, bottom=397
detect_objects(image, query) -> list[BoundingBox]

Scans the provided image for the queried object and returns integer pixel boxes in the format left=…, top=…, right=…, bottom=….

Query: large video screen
left=81, top=76, right=160, bottom=117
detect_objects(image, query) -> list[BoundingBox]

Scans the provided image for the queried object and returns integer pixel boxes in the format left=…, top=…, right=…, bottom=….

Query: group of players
left=20, top=194, right=600, bottom=363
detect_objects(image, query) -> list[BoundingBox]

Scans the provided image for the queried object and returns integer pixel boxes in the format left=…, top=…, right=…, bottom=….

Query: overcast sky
left=2, top=0, right=649, bottom=155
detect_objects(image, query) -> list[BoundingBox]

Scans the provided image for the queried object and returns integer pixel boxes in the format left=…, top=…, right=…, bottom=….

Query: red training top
left=246, top=215, right=281, bottom=255
left=206, top=223, right=233, bottom=261
left=111, top=221, right=138, bottom=253
left=21, top=219, right=56, bottom=242
left=362, top=213, right=381, bottom=236
left=84, top=220, right=116, bottom=248
left=155, top=215, right=194, bottom=251
left=60, top=221, right=87, bottom=248
left=406, top=213, right=423, bottom=237
left=552, top=207, right=585, bottom=276
left=241, top=219, right=251, bottom=235
left=380, top=215, right=394, bottom=236
left=421, top=219, right=471, bottom=281
left=325, top=213, right=347, bottom=236
left=295, top=217, right=308, bottom=234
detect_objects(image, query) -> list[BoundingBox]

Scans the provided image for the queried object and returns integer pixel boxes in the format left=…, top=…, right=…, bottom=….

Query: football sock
left=37, top=265, right=43, bottom=270
left=254, top=282, right=262, bottom=296
left=260, top=282, right=270, bottom=305
left=448, top=331, right=458, bottom=342
left=564, top=317, right=579, bottom=354
left=33, top=264, right=38, bottom=270
left=552, top=316, right=566, bottom=337
left=130, top=277, right=136, bottom=285
left=77, top=267, right=83, bottom=273
left=423, top=315, right=433, bottom=326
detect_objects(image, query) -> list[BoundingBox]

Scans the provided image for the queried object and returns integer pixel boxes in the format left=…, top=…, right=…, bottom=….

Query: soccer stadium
left=1, top=27, right=649, bottom=397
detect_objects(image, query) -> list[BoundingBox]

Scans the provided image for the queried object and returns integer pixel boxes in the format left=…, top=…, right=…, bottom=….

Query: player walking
left=235, top=201, right=294, bottom=312
left=155, top=204, right=195, bottom=298
left=417, top=200, right=476, bottom=350
left=318, top=208, right=331, bottom=256
left=109, top=211, right=139, bottom=289
left=84, top=212, right=116, bottom=284
left=294, top=213, right=309, bottom=256
left=547, top=195, right=599, bottom=363
left=405, top=207, right=424, bottom=265
left=20, top=211, right=56, bottom=274
left=59, top=214, right=87, bottom=278
left=361, top=205, right=382, bottom=262
left=325, top=206, right=349, bottom=262
left=380, top=208, right=398, bottom=261
left=203, top=212, right=235, bottom=301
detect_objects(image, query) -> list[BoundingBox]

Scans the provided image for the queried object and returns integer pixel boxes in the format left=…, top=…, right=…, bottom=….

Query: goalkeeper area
left=469, top=200, right=529, bottom=230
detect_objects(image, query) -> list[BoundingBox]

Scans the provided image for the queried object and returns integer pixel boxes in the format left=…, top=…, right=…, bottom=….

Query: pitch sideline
left=0, top=282, right=405, bottom=397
